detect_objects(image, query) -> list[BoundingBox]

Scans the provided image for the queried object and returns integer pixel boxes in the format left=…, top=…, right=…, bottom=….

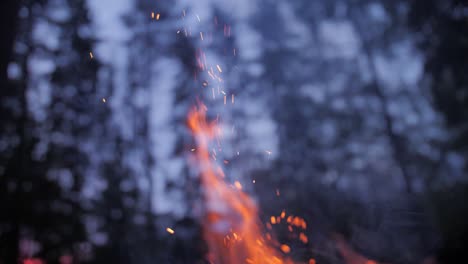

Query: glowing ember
left=188, top=103, right=293, bottom=264
left=280, top=244, right=291, bottom=254
left=299, top=233, right=308, bottom=244
left=166, top=227, right=175, bottom=234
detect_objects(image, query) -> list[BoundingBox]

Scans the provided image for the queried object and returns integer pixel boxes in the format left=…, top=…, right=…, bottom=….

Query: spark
left=234, top=181, right=242, bottom=190
left=200, top=32, right=204, bottom=40
left=196, top=14, right=201, bottom=22
left=207, top=71, right=215, bottom=80
left=280, top=244, right=291, bottom=254
left=270, top=216, right=277, bottom=224
left=102, top=98, right=106, bottom=103
left=89, top=52, right=93, bottom=59
left=166, top=227, right=175, bottom=234
left=151, top=12, right=154, bottom=19
left=191, top=148, right=196, bottom=152
left=156, top=13, right=160, bottom=20
left=265, top=150, right=272, bottom=155
left=216, top=64, right=223, bottom=73
left=252, top=179, right=256, bottom=183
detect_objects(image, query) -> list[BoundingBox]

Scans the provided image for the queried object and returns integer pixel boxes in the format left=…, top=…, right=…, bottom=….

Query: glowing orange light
left=280, top=210, right=286, bottom=219
left=271, top=216, right=277, bottom=224
left=166, top=227, right=175, bottom=234
left=187, top=103, right=292, bottom=264
left=280, top=244, right=291, bottom=254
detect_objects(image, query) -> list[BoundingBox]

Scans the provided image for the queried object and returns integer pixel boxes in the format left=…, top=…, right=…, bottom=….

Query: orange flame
left=187, top=103, right=292, bottom=264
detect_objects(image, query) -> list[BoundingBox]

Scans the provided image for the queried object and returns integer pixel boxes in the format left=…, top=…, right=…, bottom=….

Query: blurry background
left=1, top=0, right=467, bottom=263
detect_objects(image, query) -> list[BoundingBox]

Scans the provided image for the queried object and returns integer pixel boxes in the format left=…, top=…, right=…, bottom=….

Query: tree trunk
left=0, top=1, right=21, bottom=263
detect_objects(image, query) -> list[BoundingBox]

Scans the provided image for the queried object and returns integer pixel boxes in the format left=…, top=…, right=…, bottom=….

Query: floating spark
left=166, top=227, right=175, bottom=235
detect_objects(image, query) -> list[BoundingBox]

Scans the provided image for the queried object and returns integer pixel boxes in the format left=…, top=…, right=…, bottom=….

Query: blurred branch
left=349, top=4, right=414, bottom=194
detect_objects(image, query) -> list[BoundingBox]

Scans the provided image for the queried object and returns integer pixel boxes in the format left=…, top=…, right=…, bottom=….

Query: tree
left=409, top=0, right=468, bottom=164
left=0, top=0, right=104, bottom=262
left=408, top=0, right=468, bottom=262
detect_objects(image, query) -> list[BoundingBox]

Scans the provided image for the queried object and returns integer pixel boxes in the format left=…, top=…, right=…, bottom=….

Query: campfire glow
left=188, top=104, right=293, bottom=264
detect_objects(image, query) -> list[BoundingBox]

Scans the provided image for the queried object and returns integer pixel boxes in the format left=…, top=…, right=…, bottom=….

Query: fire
left=187, top=103, right=293, bottom=264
